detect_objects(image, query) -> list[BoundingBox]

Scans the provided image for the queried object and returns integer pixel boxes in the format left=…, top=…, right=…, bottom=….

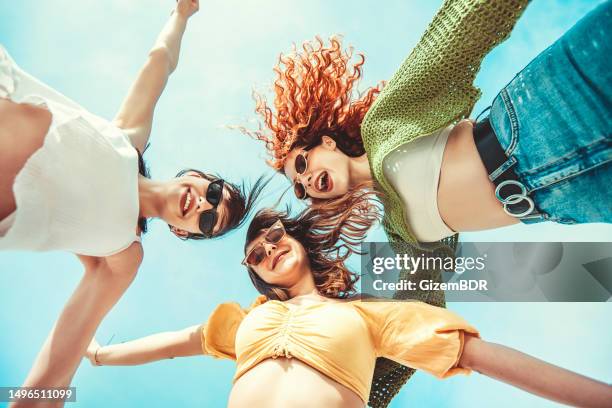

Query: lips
left=315, top=171, right=333, bottom=193
left=180, top=187, right=195, bottom=216
left=271, top=249, right=289, bottom=270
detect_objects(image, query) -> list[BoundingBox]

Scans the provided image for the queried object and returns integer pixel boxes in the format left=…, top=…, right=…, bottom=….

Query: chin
left=333, top=179, right=351, bottom=195
left=280, top=256, right=309, bottom=277
left=328, top=188, right=347, bottom=199
left=314, top=190, right=338, bottom=200
left=276, top=258, right=296, bottom=274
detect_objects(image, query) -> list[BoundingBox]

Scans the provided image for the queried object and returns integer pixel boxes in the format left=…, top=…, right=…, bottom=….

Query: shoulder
left=209, top=295, right=268, bottom=320
left=248, top=295, right=269, bottom=310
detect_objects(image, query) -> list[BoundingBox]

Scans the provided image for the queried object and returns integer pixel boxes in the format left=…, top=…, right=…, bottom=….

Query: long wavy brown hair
left=244, top=189, right=382, bottom=301
left=245, top=36, right=383, bottom=171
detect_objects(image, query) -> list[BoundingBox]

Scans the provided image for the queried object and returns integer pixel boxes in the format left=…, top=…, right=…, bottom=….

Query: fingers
left=174, top=0, right=199, bottom=18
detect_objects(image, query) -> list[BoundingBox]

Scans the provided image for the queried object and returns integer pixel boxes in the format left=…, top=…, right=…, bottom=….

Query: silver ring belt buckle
left=495, top=180, right=536, bottom=218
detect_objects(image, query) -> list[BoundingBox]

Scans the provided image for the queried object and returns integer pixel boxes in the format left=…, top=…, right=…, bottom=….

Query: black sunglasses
left=198, top=178, right=225, bottom=237
left=242, top=220, right=286, bottom=267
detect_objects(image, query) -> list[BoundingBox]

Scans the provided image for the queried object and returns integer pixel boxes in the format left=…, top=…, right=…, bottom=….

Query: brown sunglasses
left=292, top=151, right=309, bottom=200
left=242, top=219, right=286, bottom=267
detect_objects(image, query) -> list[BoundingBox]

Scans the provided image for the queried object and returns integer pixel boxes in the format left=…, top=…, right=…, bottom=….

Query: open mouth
left=272, top=249, right=290, bottom=270
left=315, top=171, right=333, bottom=193
left=180, top=187, right=195, bottom=216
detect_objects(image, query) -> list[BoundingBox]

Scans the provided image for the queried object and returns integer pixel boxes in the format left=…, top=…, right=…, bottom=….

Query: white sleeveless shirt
left=383, top=126, right=455, bottom=242
left=0, top=45, right=141, bottom=256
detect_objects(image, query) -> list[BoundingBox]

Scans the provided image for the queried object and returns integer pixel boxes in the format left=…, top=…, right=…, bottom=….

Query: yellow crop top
left=199, top=296, right=479, bottom=403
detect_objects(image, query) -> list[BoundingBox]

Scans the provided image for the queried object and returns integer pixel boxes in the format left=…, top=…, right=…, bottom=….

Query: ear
left=320, top=135, right=337, bottom=150
left=170, top=226, right=190, bottom=239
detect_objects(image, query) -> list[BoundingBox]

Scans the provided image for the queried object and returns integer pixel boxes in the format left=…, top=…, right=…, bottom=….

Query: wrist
left=94, top=347, right=103, bottom=366
left=172, top=9, right=190, bottom=22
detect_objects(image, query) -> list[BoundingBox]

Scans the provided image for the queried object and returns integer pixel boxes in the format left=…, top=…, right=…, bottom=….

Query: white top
left=0, top=45, right=141, bottom=256
left=383, top=126, right=455, bottom=242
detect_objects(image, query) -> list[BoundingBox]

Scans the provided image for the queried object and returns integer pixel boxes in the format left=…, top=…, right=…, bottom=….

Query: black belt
left=473, top=117, right=537, bottom=218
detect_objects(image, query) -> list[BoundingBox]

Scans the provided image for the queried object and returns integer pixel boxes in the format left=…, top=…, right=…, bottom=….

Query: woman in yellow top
left=85, top=206, right=612, bottom=408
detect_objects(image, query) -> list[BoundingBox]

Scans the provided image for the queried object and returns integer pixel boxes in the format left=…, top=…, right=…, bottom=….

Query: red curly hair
left=247, top=36, right=384, bottom=171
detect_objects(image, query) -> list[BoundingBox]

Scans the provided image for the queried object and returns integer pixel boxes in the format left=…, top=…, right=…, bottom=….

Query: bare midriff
left=228, top=358, right=365, bottom=408
left=0, top=98, right=51, bottom=220
left=438, top=120, right=519, bottom=232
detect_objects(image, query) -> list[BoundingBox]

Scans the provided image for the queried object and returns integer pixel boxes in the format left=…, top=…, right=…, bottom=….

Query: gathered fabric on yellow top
left=200, top=296, right=479, bottom=403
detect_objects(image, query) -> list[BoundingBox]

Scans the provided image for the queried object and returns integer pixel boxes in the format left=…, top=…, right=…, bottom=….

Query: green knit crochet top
left=361, top=0, right=529, bottom=245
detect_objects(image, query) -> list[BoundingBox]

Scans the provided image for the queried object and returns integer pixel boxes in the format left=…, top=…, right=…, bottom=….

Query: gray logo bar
left=359, top=242, right=612, bottom=302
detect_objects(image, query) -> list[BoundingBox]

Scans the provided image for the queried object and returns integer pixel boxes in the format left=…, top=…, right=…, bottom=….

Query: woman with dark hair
left=0, top=1, right=266, bottom=400
left=244, top=0, right=611, bottom=245
left=84, top=206, right=612, bottom=408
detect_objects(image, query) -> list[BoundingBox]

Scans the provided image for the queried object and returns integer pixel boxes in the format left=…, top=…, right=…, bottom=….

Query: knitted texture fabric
left=368, top=234, right=456, bottom=408
left=361, top=0, right=529, bottom=244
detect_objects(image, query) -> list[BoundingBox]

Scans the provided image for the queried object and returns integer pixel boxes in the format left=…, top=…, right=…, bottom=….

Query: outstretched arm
left=11, top=245, right=143, bottom=408
left=459, top=334, right=612, bottom=408
left=113, top=0, right=199, bottom=153
left=85, top=325, right=202, bottom=366
left=362, top=0, right=529, bottom=146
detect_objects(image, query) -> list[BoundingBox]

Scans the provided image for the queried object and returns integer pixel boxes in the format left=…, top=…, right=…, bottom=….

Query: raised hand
left=175, top=0, right=199, bottom=19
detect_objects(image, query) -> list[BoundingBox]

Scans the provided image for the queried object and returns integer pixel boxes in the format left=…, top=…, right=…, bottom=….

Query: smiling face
left=244, top=223, right=310, bottom=288
left=283, top=136, right=352, bottom=200
left=161, top=171, right=230, bottom=238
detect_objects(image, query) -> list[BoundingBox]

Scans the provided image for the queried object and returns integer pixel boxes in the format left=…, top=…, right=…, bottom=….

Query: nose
left=195, top=196, right=211, bottom=213
left=262, top=242, right=277, bottom=256
left=295, top=172, right=313, bottom=187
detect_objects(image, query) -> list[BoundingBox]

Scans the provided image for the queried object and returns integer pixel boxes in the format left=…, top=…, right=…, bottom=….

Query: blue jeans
left=488, top=1, right=612, bottom=225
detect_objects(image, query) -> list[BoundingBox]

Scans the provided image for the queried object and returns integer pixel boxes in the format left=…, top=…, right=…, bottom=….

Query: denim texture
left=489, top=1, right=612, bottom=225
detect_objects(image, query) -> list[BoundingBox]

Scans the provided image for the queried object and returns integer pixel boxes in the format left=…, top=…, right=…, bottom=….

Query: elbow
left=148, top=45, right=169, bottom=61
left=106, top=242, right=143, bottom=282
left=148, top=46, right=176, bottom=73
left=112, top=263, right=139, bottom=284
left=164, top=332, right=186, bottom=360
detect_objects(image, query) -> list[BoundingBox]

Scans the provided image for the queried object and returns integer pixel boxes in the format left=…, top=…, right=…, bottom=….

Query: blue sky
left=0, top=1, right=610, bottom=407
